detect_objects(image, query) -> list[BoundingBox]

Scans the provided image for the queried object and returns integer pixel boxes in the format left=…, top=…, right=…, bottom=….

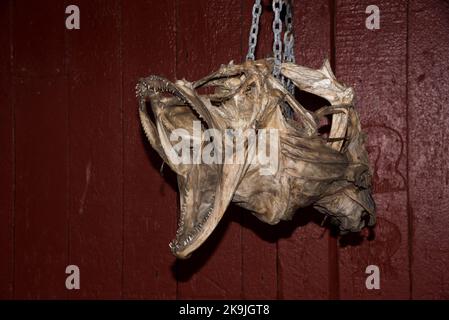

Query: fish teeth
left=173, top=203, right=215, bottom=250
left=169, top=240, right=179, bottom=252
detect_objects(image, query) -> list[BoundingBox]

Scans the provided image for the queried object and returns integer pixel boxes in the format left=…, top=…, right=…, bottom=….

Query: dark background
left=1, top=0, right=448, bottom=299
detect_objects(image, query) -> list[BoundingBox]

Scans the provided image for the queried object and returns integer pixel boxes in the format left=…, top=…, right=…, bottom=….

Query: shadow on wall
left=173, top=201, right=376, bottom=282
left=174, top=204, right=327, bottom=282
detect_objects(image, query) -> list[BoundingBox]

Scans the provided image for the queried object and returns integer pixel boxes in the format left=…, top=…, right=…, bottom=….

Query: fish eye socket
left=244, top=82, right=256, bottom=95
left=210, top=100, right=222, bottom=107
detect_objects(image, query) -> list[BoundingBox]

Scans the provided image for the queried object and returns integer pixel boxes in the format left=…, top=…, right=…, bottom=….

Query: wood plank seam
left=120, top=0, right=125, bottom=299
left=329, top=0, right=340, bottom=300
left=10, top=0, right=16, bottom=299
left=405, top=0, right=413, bottom=300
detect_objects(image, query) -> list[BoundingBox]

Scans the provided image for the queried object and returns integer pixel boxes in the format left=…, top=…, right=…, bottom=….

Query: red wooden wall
left=1, top=0, right=448, bottom=299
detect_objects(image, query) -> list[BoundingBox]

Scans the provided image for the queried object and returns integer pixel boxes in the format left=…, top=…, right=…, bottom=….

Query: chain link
left=282, top=0, right=295, bottom=95
left=272, top=0, right=283, bottom=78
left=283, top=0, right=295, bottom=64
left=245, top=0, right=296, bottom=118
left=246, top=0, right=262, bottom=61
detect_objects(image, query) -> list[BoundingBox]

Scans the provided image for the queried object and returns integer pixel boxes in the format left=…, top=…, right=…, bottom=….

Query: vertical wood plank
left=176, top=0, right=243, bottom=299
left=0, top=0, right=14, bottom=299
left=240, top=0, right=277, bottom=300
left=408, top=0, right=449, bottom=299
left=277, top=0, right=333, bottom=299
left=335, top=0, right=410, bottom=298
left=122, top=0, right=178, bottom=299
left=67, top=0, right=123, bottom=299
left=13, top=0, right=68, bottom=298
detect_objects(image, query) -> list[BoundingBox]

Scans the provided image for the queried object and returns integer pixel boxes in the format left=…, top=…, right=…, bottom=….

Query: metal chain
left=246, top=0, right=262, bottom=61
left=283, top=0, right=295, bottom=64
left=272, top=0, right=283, bottom=78
left=246, top=0, right=296, bottom=79
left=245, top=0, right=296, bottom=118
left=282, top=0, right=295, bottom=94
left=276, top=0, right=295, bottom=118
